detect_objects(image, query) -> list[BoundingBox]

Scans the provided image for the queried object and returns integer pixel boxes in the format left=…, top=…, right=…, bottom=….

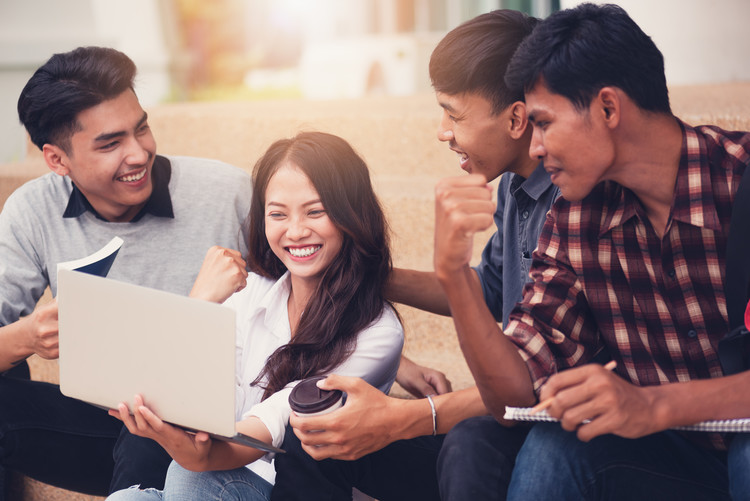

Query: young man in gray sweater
left=0, top=46, right=252, bottom=499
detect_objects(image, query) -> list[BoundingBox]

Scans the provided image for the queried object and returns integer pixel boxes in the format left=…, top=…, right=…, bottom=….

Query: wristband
left=426, top=394, right=437, bottom=436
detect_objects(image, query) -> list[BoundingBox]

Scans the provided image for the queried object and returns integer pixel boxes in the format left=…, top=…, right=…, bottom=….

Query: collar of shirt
left=598, top=119, right=722, bottom=237
left=62, top=155, right=175, bottom=222
left=254, top=271, right=293, bottom=342
left=509, top=161, right=554, bottom=200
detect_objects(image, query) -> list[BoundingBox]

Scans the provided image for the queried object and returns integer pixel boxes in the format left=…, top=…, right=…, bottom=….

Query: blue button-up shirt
left=474, top=162, right=560, bottom=327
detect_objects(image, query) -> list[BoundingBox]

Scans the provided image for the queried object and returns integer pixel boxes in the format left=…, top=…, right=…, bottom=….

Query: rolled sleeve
left=244, top=387, right=294, bottom=449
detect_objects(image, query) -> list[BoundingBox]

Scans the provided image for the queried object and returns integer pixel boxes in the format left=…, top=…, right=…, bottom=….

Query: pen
left=530, top=360, right=618, bottom=415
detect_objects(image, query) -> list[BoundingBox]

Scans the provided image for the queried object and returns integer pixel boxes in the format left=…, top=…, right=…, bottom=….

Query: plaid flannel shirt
left=506, top=120, right=750, bottom=449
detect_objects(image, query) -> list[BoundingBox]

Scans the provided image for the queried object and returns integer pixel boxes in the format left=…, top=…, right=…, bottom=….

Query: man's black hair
left=430, top=9, right=539, bottom=114
left=17, top=46, right=137, bottom=153
left=505, top=3, right=671, bottom=114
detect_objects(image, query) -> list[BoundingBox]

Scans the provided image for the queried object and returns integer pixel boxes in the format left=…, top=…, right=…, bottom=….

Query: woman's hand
left=190, top=246, right=248, bottom=303
left=109, top=394, right=213, bottom=471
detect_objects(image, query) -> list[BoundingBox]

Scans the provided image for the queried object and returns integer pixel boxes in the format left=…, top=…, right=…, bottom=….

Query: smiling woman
left=106, top=131, right=404, bottom=501
left=246, top=131, right=396, bottom=399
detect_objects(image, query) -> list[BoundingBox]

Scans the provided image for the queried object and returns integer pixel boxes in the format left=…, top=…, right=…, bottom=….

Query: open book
left=504, top=406, right=750, bottom=433
left=56, top=236, right=123, bottom=277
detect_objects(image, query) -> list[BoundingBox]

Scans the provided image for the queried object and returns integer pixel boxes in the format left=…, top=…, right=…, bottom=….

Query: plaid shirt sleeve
left=505, top=200, right=605, bottom=394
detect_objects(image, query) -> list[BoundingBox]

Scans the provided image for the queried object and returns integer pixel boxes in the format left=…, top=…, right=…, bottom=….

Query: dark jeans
left=271, top=424, right=444, bottom=501
left=0, top=366, right=171, bottom=499
left=437, top=416, right=529, bottom=500
left=728, top=432, right=750, bottom=500
left=508, top=422, right=731, bottom=501
left=272, top=417, right=529, bottom=501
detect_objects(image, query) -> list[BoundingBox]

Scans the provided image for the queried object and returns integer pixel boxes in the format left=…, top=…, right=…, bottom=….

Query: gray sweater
left=0, top=155, right=252, bottom=326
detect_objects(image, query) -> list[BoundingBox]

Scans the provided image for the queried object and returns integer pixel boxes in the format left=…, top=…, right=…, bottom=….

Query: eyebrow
left=527, top=110, right=545, bottom=124
left=266, top=199, right=323, bottom=208
left=93, top=112, right=148, bottom=143
left=438, top=101, right=457, bottom=114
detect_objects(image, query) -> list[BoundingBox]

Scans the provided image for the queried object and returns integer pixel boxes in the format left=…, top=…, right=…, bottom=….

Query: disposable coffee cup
left=289, top=376, right=343, bottom=417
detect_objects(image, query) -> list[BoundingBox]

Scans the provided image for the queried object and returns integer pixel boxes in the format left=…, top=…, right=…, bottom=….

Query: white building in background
left=1, top=0, right=749, bottom=163
left=246, top=0, right=750, bottom=100
left=244, top=0, right=557, bottom=100
left=0, top=0, right=171, bottom=163
left=563, top=0, right=750, bottom=85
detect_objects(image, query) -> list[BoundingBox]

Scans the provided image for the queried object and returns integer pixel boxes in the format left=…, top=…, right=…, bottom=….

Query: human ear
left=596, top=87, right=620, bottom=128
left=42, top=144, right=70, bottom=177
left=508, top=101, right=529, bottom=140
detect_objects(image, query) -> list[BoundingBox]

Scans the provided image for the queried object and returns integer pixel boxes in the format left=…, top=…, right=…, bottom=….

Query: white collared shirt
left=223, top=271, right=404, bottom=484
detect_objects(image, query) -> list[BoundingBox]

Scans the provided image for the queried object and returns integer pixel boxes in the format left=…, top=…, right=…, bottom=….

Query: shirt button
left=522, top=210, right=529, bottom=219
left=667, top=269, right=676, bottom=278
left=687, top=329, right=697, bottom=338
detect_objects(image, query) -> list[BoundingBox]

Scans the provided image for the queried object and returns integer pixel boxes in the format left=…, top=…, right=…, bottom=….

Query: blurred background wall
left=1, top=0, right=748, bottom=164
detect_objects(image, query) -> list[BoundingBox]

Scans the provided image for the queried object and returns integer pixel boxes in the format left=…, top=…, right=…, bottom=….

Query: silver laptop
left=57, top=269, right=283, bottom=454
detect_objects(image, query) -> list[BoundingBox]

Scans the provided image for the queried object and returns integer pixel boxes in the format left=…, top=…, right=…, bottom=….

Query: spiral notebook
left=504, top=406, right=750, bottom=433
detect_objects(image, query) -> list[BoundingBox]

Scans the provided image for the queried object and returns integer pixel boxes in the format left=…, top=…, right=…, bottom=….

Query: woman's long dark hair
left=246, top=131, right=395, bottom=398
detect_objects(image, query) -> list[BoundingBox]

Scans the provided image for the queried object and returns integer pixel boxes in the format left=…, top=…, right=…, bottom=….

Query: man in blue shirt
left=475, top=163, right=560, bottom=327
left=272, top=10, right=560, bottom=501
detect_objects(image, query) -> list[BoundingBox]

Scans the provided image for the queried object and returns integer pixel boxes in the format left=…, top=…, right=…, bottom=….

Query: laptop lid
left=57, top=269, right=237, bottom=437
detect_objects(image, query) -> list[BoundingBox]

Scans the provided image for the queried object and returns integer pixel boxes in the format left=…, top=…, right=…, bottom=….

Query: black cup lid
left=289, top=376, right=343, bottom=413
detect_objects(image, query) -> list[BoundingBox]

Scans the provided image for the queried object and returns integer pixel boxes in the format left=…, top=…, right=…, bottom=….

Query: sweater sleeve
left=0, top=187, right=51, bottom=327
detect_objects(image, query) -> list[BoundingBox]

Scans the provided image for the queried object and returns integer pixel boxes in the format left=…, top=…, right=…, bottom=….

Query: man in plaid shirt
left=435, top=3, right=750, bottom=499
